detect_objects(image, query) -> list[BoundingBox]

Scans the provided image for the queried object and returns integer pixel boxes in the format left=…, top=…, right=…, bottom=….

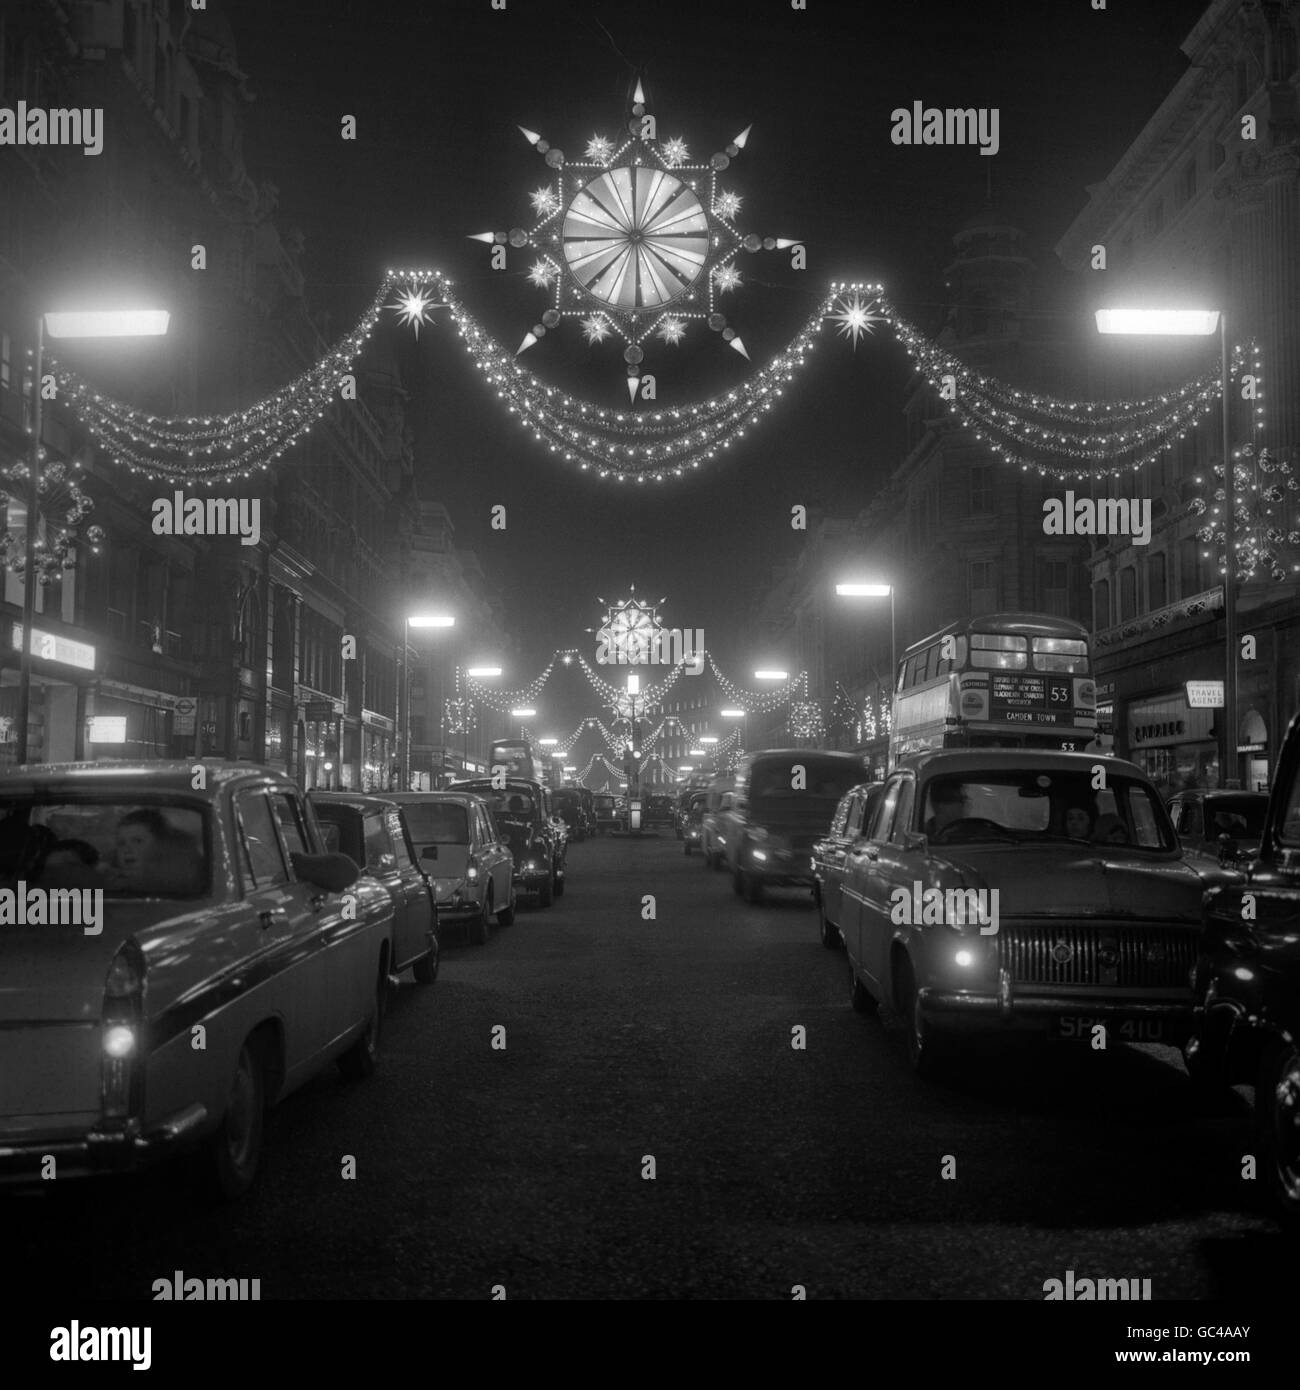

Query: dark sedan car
left=309, top=792, right=439, bottom=982
left=642, top=793, right=676, bottom=830
left=679, top=790, right=708, bottom=855
left=1168, top=788, right=1270, bottom=877
left=812, top=781, right=885, bottom=949
left=552, top=787, right=590, bottom=842
left=452, top=777, right=566, bottom=905
left=1188, top=713, right=1300, bottom=1230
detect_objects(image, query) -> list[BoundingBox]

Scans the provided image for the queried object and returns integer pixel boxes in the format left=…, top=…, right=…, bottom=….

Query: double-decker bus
left=489, top=738, right=537, bottom=781
left=890, top=612, right=1097, bottom=765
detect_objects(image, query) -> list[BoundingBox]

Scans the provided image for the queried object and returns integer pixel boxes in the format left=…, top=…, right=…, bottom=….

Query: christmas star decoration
left=387, top=281, right=444, bottom=339
left=827, top=287, right=885, bottom=349
left=473, top=78, right=796, bottom=388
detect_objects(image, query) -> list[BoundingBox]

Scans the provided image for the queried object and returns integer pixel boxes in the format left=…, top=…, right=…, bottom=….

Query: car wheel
left=338, top=961, right=385, bottom=1080
left=1257, top=1039, right=1300, bottom=1230
left=819, top=895, right=841, bottom=949
left=849, top=953, right=876, bottom=1014
left=412, top=932, right=440, bottom=984
left=896, top=955, right=949, bottom=1081
left=469, top=890, right=492, bottom=945
left=496, top=885, right=517, bottom=926
left=537, top=871, right=554, bottom=908
left=199, top=1039, right=266, bottom=1202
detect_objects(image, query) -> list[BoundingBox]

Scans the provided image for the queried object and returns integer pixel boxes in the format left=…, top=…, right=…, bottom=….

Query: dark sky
left=222, top=0, right=1211, bottom=738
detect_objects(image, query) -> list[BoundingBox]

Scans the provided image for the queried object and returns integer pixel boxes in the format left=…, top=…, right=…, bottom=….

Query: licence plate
left=1054, top=1016, right=1167, bottom=1043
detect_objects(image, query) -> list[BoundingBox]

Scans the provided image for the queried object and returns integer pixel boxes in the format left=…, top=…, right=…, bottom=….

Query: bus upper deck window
left=970, top=634, right=1027, bottom=670
left=1032, top=637, right=1089, bottom=673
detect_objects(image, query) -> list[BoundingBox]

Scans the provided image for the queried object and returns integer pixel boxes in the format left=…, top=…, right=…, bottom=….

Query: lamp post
left=835, top=581, right=896, bottom=768
left=400, top=613, right=454, bottom=789
left=463, top=665, right=501, bottom=775
left=753, top=669, right=788, bottom=750
left=17, top=308, right=169, bottom=764
left=1096, top=308, right=1234, bottom=786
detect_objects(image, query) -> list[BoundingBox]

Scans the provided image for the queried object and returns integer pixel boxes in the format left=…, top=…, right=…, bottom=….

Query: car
left=700, top=778, right=735, bottom=870
left=387, top=791, right=516, bottom=943
left=592, top=793, right=621, bottom=833
left=451, top=777, right=566, bottom=906
left=811, top=781, right=886, bottom=949
left=1188, top=712, right=1300, bottom=1229
left=642, top=793, right=676, bottom=830
left=574, top=787, right=599, bottom=838
left=309, top=792, right=440, bottom=980
left=726, top=750, right=870, bottom=903
left=679, top=790, right=708, bottom=855
left=551, top=787, right=588, bottom=842
left=840, top=749, right=1206, bottom=1079
left=0, top=761, right=390, bottom=1200
left=1168, top=788, right=1269, bottom=878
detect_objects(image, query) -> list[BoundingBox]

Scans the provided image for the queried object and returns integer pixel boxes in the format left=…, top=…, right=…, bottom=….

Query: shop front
left=0, top=624, right=96, bottom=766
left=1126, top=693, right=1218, bottom=796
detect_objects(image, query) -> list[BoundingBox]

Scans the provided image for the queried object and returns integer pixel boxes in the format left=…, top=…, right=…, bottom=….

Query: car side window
left=272, top=793, right=308, bottom=859
left=237, top=790, right=289, bottom=889
left=1181, top=802, right=1203, bottom=839
left=1280, top=773, right=1300, bottom=846
left=474, top=806, right=490, bottom=845
left=363, top=815, right=396, bottom=874
left=845, top=795, right=866, bottom=836
left=868, top=781, right=902, bottom=841
left=387, top=813, right=414, bottom=869
left=890, top=782, right=915, bottom=844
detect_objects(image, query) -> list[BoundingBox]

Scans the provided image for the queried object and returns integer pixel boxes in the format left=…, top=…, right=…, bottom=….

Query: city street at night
left=6, top=829, right=1288, bottom=1301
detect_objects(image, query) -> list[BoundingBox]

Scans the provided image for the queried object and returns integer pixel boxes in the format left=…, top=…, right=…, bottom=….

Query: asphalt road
left=4, top=830, right=1292, bottom=1300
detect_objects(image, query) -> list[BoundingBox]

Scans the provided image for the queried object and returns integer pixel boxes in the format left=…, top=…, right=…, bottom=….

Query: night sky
left=222, top=0, right=1210, bottom=720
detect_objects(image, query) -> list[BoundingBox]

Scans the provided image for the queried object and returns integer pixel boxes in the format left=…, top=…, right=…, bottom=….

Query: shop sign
left=1185, top=680, right=1224, bottom=708
left=11, top=624, right=95, bottom=671
left=86, top=716, right=126, bottom=743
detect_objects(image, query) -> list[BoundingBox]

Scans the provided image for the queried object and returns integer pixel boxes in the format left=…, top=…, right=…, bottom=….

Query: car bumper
left=0, top=1103, right=209, bottom=1183
left=919, top=975, right=1196, bottom=1038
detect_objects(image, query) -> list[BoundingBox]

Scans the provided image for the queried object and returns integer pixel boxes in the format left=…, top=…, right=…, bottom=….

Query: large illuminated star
left=472, top=80, right=797, bottom=382
left=386, top=282, right=444, bottom=339
left=827, top=288, right=885, bottom=349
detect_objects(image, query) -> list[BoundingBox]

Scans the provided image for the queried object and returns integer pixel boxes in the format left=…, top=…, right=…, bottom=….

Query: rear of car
left=730, top=750, right=868, bottom=902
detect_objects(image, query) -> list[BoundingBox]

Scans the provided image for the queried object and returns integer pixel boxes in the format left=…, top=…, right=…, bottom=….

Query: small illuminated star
left=657, top=316, right=686, bottom=346
left=387, top=284, right=442, bottom=339
left=585, top=134, right=615, bottom=163
left=713, top=264, right=742, bottom=294
left=827, top=289, right=884, bottom=349
left=660, top=137, right=689, bottom=167
left=530, top=186, right=560, bottom=216
left=715, top=190, right=742, bottom=220
left=527, top=259, right=557, bottom=289
left=581, top=314, right=612, bottom=344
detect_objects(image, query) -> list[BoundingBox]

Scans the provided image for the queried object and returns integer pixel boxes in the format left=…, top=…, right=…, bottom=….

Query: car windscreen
left=749, top=758, right=864, bottom=802
left=399, top=802, right=469, bottom=843
left=460, top=786, right=536, bottom=818
left=919, top=770, right=1175, bottom=850
left=0, top=799, right=211, bottom=897
left=1205, top=797, right=1268, bottom=838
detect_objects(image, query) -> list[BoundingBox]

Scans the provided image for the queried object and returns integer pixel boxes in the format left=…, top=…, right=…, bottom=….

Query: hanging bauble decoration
left=0, top=455, right=104, bottom=585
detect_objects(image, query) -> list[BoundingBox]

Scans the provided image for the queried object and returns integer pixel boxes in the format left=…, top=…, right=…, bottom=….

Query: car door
left=384, top=808, right=431, bottom=970
left=820, top=794, right=853, bottom=923
left=850, top=776, right=909, bottom=995
left=269, top=789, right=367, bottom=1058
left=484, top=807, right=512, bottom=899
left=233, top=786, right=329, bottom=1073
left=868, top=777, right=918, bottom=999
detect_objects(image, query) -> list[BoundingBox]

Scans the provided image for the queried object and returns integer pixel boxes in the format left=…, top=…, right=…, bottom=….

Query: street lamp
left=17, top=306, right=169, bottom=763
left=753, top=669, right=788, bottom=680
left=462, top=664, right=501, bottom=773
left=722, top=706, right=747, bottom=757
left=835, top=582, right=896, bottom=759
left=400, top=612, right=454, bottom=789
left=1096, top=306, right=1235, bottom=786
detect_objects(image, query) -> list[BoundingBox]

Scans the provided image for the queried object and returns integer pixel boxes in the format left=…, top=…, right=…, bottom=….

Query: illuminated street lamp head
left=836, top=582, right=893, bottom=597
left=700, top=736, right=718, bottom=744
left=690, top=748, right=706, bottom=756
left=754, top=669, right=788, bottom=681
left=466, top=666, right=503, bottom=678
left=626, top=673, right=641, bottom=695
left=511, top=707, right=537, bottom=718
left=44, top=309, right=170, bottom=338
left=408, top=614, right=455, bottom=628
left=1095, top=308, right=1219, bottom=335
left=539, top=737, right=559, bottom=746
left=721, top=708, right=745, bottom=718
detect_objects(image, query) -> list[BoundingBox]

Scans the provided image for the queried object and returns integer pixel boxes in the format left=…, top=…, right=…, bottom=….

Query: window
left=1178, top=801, right=1203, bottom=839
left=831, top=794, right=852, bottom=836
left=272, top=793, right=307, bottom=859
left=969, top=465, right=993, bottom=515
left=890, top=782, right=915, bottom=843
left=1119, top=565, right=1137, bottom=621
left=237, top=791, right=288, bottom=888
left=867, top=779, right=902, bottom=841
left=1180, top=536, right=1205, bottom=597
left=970, top=633, right=1027, bottom=670
left=1041, top=560, right=1069, bottom=616
left=969, top=559, right=996, bottom=613
left=1147, top=552, right=1167, bottom=610
left=363, top=815, right=396, bottom=874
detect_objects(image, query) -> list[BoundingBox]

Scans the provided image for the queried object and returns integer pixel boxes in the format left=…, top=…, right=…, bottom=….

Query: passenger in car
left=1063, top=804, right=1095, bottom=840
left=924, top=784, right=967, bottom=837
left=1093, top=813, right=1130, bottom=845
left=40, top=838, right=105, bottom=888
left=109, top=808, right=203, bottom=894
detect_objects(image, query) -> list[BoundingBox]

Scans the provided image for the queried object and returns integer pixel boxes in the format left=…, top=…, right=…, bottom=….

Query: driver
left=924, top=783, right=967, bottom=838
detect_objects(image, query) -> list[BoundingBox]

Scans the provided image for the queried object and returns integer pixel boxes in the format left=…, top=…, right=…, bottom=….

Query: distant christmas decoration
left=0, top=456, right=104, bottom=584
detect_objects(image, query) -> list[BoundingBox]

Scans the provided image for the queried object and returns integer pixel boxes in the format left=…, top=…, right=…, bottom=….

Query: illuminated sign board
left=1185, top=680, right=1225, bottom=709
left=11, top=625, right=95, bottom=671
left=86, top=716, right=127, bottom=743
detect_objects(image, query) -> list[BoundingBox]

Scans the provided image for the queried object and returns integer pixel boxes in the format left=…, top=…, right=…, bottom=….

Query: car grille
left=998, top=923, right=1197, bottom=989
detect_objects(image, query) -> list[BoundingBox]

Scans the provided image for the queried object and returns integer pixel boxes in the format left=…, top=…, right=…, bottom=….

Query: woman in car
left=109, top=808, right=203, bottom=894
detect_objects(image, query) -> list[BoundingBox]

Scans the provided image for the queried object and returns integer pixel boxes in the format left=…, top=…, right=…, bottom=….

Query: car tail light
left=101, top=940, right=145, bottom=1125
left=466, top=856, right=480, bottom=881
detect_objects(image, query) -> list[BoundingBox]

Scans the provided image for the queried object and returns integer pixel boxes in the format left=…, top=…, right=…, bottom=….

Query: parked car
left=552, top=787, right=589, bottom=842
left=679, top=790, right=708, bottom=855
left=1168, top=788, right=1269, bottom=877
left=592, top=793, right=621, bottom=833
left=309, top=792, right=440, bottom=980
left=1188, top=712, right=1300, bottom=1229
left=700, top=778, right=735, bottom=870
left=0, top=762, right=390, bottom=1200
left=388, top=790, right=516, bottom=943
left=812, top=781, right=886, bottom=949
left=726, top=750, right=870, bottom=903
left=452, top=777, right=566, bottom=905
left=840, top=750, right=1205, bottom=1079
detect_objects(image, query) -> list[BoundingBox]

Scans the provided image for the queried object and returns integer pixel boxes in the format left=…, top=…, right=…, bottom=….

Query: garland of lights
left=1187, top=344, right=1300, bottom=581
left=0, top=456, right=105, bottom=582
